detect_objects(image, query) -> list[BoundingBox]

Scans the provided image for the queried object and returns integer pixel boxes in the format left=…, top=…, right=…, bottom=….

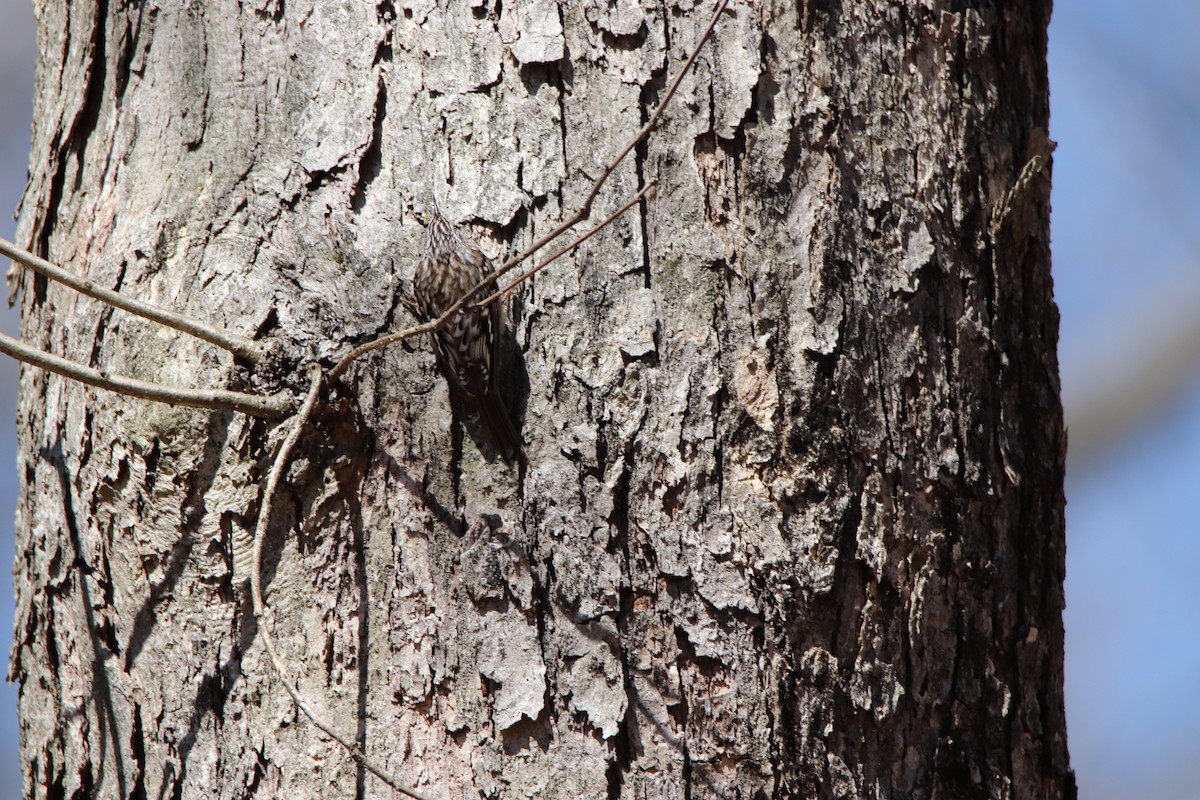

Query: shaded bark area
left=11, top=1, right=1070, bottom=799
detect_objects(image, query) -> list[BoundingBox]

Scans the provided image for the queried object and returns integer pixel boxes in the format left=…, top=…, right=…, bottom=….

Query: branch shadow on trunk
left=44, top=439, right=129, bottom=798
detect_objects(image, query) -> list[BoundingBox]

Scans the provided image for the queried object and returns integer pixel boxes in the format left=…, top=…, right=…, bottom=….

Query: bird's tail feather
left=478, top=389, right=523, bottom=466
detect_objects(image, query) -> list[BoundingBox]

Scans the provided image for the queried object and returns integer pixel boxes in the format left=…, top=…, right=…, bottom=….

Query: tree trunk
left=11, top=1, right=1072, bottom=798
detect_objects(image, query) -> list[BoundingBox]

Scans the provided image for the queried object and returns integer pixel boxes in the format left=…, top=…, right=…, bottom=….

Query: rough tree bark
left=10, top=1, right=1072, bottom=798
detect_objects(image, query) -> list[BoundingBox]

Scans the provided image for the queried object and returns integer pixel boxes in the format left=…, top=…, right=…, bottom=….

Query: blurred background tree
left=0, top=0, right=1197, bottom=798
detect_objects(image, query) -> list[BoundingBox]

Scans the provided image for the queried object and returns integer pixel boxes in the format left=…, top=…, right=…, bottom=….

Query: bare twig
left=0, top=331, right=293, bottom=418
left=328, top=0, right=730, bottom=378
left=1, top=237, right=266, bottom=363
left=478, top=180, right=656, bottom=310
left=575, top=0, right=730, bottom=215
left=249, top=367, right=430, bottom=800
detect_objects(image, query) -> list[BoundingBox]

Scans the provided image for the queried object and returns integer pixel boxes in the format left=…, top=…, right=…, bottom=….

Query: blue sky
left=1, top=1, right=1197, bottom=797
left=1050, top=3, right=1200, bottom=798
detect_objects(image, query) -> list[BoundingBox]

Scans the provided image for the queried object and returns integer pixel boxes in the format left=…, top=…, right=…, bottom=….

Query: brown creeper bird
left=414, top=209, right=522, bottom=465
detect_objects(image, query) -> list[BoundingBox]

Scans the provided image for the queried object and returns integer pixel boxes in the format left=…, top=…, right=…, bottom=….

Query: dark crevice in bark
left=923, top=260, right=969, bottom=485
left=87, top=300, right=117, bottom=371
left=216, top=511, right=244, bottom=603
left=605, top=653, right=633, bottom=796
left=42, top=613, right=67, bottom=800
left=94, top=550, right=121, bottom=658
left=828, top=483, right=864, bottom=666
left=253, top=0, right=285, bottom=24
left=78, top=409, right=96, bottom=473
left=354, top=499, right=370, bottom=800
left=550, top=21, right=571, bottom=209
left=712, top=403, right=726, bottom=502
left=634, top=63, right=664, bottom=290
left=113, top=6, right=143, bottom=107
left=589, top=409, right=609, bottom=486
left=73, top=1, right=110, bottom=152
left=755, top=33, right=779, bottom=127
left=775, top=661, right=811, bottom=798
left=180, top=7, right=208, bottom=151
left=45, top=764, right=66, bottom=800
left=374, top=2, right=395, bottom=60
left=489, top=212, right=534, bottom=467
left=764, top=669, right=783, bottom=800
left=605, top=424, right=639, bottom=796
left=871, top=331, right=896, bottom=463
left=530, top=538, right=558, bottom=728
left=605, top=442, right=629, bottom=550
left=301, top=164, right=351, bottom=200
left=169, top=761, right=183, bottom=800
left=351, top=78, right=387, bottom=214
left=242, top=747, right=269, bottom=800
left=666, top=623, right=694, bottom=799
left=75, top=768, right=95, bottom=800
left=129, top=704, right=147, bottom=800
left=599, top=24, right=649, bottom=54
left=39, top=0, right=111, bottom=264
